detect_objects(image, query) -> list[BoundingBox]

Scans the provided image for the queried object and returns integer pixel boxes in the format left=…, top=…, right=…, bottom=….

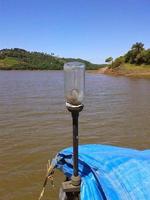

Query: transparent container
left=64, top=62, right=85, bottom=106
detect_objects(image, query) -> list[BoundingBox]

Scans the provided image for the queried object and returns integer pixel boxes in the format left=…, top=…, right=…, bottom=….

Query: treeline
left=105, top=42, right=150, bottom=68
left=0, top=48, right=103, bottom=70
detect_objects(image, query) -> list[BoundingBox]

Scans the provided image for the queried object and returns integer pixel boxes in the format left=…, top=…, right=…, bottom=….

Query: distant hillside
left=0, top=48, right=105, bottom=70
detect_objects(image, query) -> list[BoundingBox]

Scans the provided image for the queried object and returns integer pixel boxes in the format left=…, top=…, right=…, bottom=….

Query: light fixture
left=64, top=61, right=85, bottom=187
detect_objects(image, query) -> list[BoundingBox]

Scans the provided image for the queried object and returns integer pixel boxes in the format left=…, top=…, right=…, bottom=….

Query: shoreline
left=96, top=66, right=150, bottom=78
left=0, top=66, right=150, bottom=78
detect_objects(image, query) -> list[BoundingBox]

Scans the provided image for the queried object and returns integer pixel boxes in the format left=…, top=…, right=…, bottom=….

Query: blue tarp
left=52, top=144, right=150, bottom=200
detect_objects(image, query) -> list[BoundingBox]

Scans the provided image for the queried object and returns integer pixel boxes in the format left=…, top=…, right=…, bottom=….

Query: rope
left=38, top=160, right=55, bottom=200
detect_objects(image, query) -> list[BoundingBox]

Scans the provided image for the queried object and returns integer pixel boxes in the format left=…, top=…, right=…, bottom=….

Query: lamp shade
left=64, top=62, right=85, bottom=106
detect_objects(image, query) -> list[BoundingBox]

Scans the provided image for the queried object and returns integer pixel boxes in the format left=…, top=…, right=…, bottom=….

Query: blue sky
left=0, top=0, right=150, bottom=63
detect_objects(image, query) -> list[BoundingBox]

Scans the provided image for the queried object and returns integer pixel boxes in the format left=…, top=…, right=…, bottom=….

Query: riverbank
left=97, top=64, right=150, bottom=78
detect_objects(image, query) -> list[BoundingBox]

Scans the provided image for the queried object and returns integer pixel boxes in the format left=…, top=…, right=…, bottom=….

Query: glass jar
left=64, top=62, right=85, bottom=106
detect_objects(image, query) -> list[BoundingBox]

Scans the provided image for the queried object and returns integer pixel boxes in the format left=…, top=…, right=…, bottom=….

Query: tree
left=105, top=57, right=113, bottom=63
left=113, top=56, right=125, bottom=68
left=125, top=42, right=145, bottom=64
left=131, top=42, right=144, bottom=53
left=105, top=57, right=113, bottom=64
left=140, top=49, right=150, bottom=64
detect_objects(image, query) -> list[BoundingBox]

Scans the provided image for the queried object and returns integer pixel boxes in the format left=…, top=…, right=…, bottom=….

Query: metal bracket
left=62, top=181, right=80, bottom=193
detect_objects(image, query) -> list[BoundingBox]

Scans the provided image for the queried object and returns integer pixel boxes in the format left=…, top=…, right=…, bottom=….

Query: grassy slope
left=0, top=57, right=32, bottom=70
left=0, top=57, right=19, bottom=68
left=104, top=63, right=150, bottom=77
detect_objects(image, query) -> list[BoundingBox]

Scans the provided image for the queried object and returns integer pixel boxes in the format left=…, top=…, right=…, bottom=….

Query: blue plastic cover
left=52, top=144, right=150, bottom=200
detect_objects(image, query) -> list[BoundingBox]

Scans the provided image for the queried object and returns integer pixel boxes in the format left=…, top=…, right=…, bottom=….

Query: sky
left=0, top=0, right=150, bottom=63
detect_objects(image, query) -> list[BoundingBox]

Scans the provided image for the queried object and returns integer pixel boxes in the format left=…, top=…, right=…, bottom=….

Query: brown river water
left=0, top=71, right=150, bottom=200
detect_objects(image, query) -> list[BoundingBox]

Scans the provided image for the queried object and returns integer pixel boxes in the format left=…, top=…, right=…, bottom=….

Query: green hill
left=0, top=48, right=104, bottom=70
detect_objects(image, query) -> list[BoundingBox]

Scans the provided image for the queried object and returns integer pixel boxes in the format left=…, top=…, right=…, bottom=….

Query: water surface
left=0, top=71, right=150, bottom=199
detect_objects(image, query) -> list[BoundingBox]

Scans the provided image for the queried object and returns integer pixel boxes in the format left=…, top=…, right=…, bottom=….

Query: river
left=0, top=71, right=150, bottom=200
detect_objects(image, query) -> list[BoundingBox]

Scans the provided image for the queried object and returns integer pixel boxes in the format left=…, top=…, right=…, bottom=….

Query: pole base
left=62, top=180, right=80, bottom=193
left=71, top=175, right=81, bottom=186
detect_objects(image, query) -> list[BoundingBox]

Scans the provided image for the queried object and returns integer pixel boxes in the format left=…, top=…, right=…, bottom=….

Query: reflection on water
left=0, top=71, right=150, bottom=199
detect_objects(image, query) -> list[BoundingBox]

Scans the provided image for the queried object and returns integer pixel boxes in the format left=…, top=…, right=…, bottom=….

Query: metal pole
left=71, top=110, right=79, bottom=177
left=67, top=104, right=83, bottom=186
left=61, top=105, right=83, bottom=197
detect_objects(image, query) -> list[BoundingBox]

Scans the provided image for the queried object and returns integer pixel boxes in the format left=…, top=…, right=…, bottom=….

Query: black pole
left=67, top=105, right=83, bottom=186
left=71, top=110, right=79, bottom=177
